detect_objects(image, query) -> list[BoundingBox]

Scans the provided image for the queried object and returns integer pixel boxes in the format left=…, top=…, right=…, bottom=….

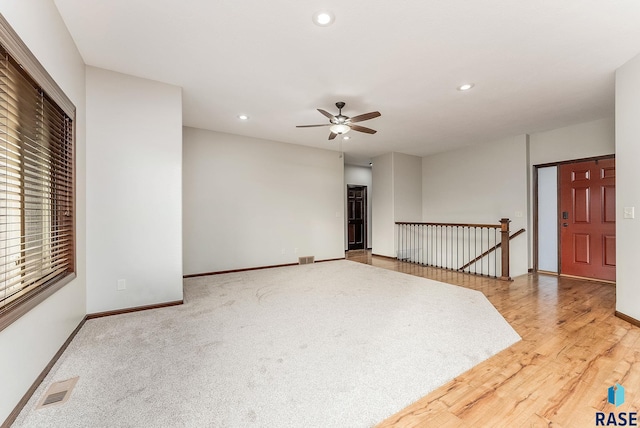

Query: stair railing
left=395, top=219, right=522, bottom=280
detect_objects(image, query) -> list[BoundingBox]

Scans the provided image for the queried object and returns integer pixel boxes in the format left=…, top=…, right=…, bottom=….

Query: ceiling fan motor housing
left=334, top=102, right=347, bottom=123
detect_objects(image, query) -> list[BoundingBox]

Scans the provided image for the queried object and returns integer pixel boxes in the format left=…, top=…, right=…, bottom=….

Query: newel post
left=500, top=218, right=511, bottom=281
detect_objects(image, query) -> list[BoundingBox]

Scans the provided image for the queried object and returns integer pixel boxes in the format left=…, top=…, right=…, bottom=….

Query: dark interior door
left=347, top=185, right=366, bottom=250
left=559, top=158, right=615, bottom=281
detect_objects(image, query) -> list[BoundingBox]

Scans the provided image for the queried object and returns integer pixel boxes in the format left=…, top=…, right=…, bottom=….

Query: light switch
left=624, top=207, right=635, bottom=219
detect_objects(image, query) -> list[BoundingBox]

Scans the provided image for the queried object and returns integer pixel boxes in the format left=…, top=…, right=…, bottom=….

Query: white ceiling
left=53, top=0, right=640, bottom=165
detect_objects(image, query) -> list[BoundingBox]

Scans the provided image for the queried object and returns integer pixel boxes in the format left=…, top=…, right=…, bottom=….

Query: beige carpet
left=13, top=260, right=520, bottom=427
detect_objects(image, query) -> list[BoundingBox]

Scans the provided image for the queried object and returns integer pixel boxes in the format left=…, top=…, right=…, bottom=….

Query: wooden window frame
left=0, top=14, right=76, bottom=332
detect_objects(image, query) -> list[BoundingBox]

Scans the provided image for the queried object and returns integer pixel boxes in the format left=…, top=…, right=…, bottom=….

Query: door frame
left=533, top=154, right=615, bottom=275
left=346, top=184, right=368, bottom=251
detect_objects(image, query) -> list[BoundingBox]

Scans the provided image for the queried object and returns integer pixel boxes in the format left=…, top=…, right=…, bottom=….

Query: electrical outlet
left=281, top=248, right=286, bottom=255
left=117, top=279, right=126, bottom=291
left=624, top=207, right=635, bottom=219
left=294, top=248, right=298, bottom=254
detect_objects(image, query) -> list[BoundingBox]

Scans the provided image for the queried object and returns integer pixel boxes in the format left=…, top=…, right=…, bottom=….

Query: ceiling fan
left=296, top=102, right=381, bottom=140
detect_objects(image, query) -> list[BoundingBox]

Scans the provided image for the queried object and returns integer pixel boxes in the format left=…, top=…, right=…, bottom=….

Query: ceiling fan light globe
left=330, top=124, right=350, bottom=134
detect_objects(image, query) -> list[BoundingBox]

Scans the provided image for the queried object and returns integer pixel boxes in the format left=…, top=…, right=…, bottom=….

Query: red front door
left=559, top=158, right=616, bottom=281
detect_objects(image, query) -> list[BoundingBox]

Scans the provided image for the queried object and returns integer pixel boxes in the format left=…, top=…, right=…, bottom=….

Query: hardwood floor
left=345, top=250, right=639, bottom=428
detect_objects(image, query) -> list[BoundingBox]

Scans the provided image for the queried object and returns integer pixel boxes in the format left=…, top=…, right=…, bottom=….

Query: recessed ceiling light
left=457, top=83, right=475, bottom=91
left=343, top=136, right=350, bottom=140
left=313, top=11, right=335, bottom=26
left=238, top=114, right=249, bottom=120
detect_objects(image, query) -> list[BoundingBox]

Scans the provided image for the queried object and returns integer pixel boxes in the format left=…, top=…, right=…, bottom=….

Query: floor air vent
left=36, top=376, right=79, bottom=409
left=298, top=256, right=315, bottom=265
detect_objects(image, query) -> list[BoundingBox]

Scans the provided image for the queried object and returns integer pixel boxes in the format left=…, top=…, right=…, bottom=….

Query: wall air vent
left=298, top=256, right=315, bottom=265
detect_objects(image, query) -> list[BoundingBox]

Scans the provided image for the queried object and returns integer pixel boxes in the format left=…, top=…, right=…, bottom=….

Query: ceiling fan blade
left=318, top=109, right=336, bottom=120
left=328, top=132, right=338, bottom=140
left=296, top=124, right=331, bottom=128
left=349, top=111, right=381, bottom=123
left=350, top=124, right=377, bottom=134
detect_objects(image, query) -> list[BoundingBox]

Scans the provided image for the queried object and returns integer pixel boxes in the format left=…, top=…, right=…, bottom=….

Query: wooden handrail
left=395, top=221, right=501, bottom=229
left=459, top=227, right=526, bottom=272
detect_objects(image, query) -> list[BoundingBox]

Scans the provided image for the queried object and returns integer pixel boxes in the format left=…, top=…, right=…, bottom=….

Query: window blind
left=0, top=44, right=74, bottom=314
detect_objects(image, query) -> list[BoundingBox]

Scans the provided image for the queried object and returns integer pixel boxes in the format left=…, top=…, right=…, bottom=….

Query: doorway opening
left=534, top=155, right=615, bottom=282
left=347, top=185, right=367, bottom=250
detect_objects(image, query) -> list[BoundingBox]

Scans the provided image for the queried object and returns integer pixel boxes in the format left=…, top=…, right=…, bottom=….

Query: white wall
left=371, top=152, right=422, bottom=257
left=422, top=135, right=529, bottom=277
left=529, top=117, right=615, bottom=166
left=344, top=164, right=373, bottom=249
left=394, top=153, right=423, bottom=222
left=182, top=127, right=345, bottom=274
left=615, top=53, right=640, bottom=321
left=0, top=1, right=86, bottom=422
left=371, top=153, right=395, bottom=257
left=86, top=67, right=183, bottom=313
